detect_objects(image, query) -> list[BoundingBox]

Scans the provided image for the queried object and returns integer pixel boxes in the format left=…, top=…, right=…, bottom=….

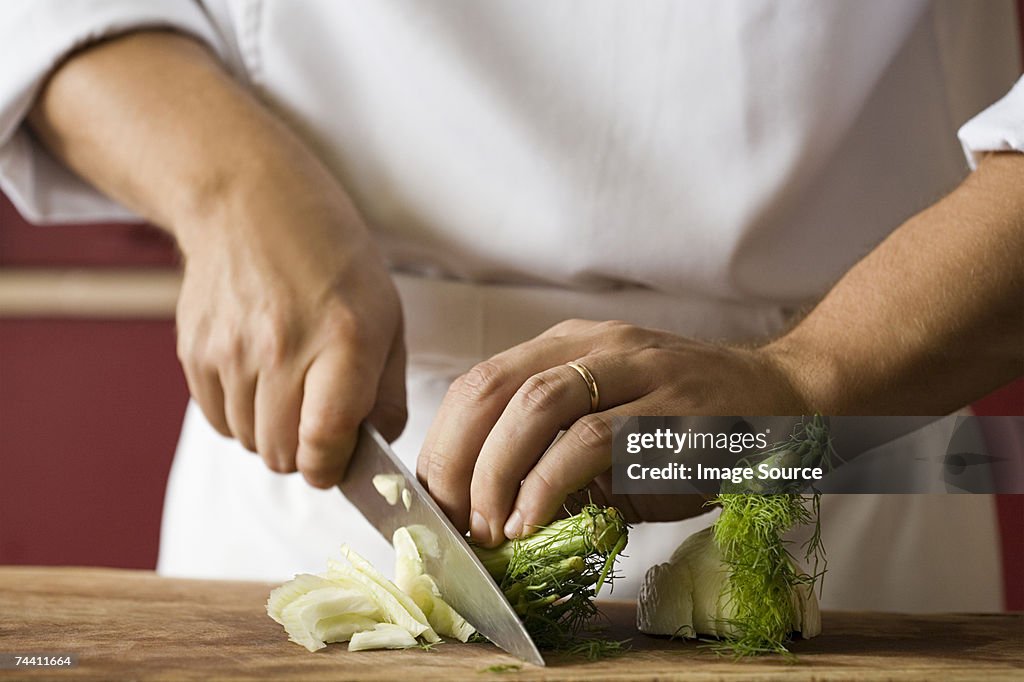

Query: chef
left=1, top=1, right=1020, bottom=612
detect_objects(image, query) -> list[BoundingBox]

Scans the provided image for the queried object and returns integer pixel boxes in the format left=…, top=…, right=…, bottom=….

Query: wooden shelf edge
left=0, top=268, right=181, bottom=318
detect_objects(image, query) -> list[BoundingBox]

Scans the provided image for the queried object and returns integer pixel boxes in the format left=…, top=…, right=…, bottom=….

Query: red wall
left=0, top=193, right=178, bottom=268
left=973, top=380, right=1024, bottom=612
left=0, top=319, right=188, bottom=569
left=0, top=185, right=185, bottom=570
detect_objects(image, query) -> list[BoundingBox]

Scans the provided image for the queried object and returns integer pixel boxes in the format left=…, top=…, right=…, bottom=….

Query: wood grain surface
left=0, top=567, right=1021, bottom=681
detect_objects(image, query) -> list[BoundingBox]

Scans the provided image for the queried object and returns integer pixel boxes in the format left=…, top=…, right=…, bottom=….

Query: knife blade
left=338, top=422, right=545, bottom=666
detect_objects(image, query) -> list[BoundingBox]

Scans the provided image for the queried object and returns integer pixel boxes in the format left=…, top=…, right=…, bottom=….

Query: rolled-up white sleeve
left=958, top=75, right=1024, bottom=170
left=0, top=0, right=226, bottom=224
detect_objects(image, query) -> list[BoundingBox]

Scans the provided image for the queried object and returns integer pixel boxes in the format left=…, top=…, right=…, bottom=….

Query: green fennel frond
left=708, top=415, right=830, bottom=657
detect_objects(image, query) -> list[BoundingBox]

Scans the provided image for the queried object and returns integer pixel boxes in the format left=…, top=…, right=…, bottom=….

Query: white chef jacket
left=1, top=0, right=1021, bottom=612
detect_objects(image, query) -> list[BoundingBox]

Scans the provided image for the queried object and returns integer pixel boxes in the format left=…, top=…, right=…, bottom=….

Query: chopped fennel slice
left=393, top=527, right=425, bottom=589
left=372, top=473, right=405, bottom=506
left=279, top=586, right=380, bottom=652
left=409, top=574, right=475, bottom=642
left=393, top=527, right=476, bottom=642
left=401, top=488, right=412, bottom=511
left=404, top=524, right=442, bottom=560
left=328, top=546, right=440, bottom=643
left=267, top=574, right=339, bottom=625
left=267, top=546, right=443, bottom=653
left=349, top=623, right=419, bottom=651
left=317, top=614, right=380, bottom=644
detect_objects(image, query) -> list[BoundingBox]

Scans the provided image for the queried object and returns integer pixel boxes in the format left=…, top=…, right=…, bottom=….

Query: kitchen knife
left=338, top=422, right=545, bottom=666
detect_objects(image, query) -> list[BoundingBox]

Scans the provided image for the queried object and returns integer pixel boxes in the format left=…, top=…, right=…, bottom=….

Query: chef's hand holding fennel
left=418, top=152, right=1024, bottom=548
left=417, top=322, right=799, bottom=546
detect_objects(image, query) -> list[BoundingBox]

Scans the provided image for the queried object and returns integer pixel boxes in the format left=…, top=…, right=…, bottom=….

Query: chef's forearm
left=764, top=152, right=1024, bottom=415
left=27, top=30, right=347, bottom=254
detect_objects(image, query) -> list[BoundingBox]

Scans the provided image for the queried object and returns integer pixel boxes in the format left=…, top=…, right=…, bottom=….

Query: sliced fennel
left=269, top=578, right=384, bottom=652
left=393, top=527, right=475, bottom=642
left=267, top=573, right=339, bottom=625
left=349, top=623, right=419, bottom=651
left=318, top=614, right=381, bottom=645
left=327, top=546, right=439, bottom=643
left=268, top=504, right=630, bottom=655
left=267, top=545, right=441, bottom=653
left=371, top=474, right=406, bottom=506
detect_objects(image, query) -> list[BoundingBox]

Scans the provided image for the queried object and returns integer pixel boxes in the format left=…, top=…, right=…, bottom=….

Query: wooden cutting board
left=0, top=567, right=1020, bottom=681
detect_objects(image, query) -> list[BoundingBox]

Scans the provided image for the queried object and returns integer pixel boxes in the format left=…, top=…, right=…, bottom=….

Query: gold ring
left=566, top=360, right=600, bottom=413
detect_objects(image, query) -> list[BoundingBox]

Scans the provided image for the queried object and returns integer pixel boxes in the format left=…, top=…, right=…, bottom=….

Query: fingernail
left=503, top=509, right=523, bottom=539
left=470, top=510, right=491, bottom=545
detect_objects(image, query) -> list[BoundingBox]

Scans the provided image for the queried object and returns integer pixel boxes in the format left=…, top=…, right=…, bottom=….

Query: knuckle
left=633, top=347, right=666, bottom=392
left=197, top=401, right=230, bottom=436
left=188, top=345, right=218, bottom=375
left=301, top=468, right=337, bottom=489
left=299, top=457, right=339, bottom=479
left=298, top=411, right=359, bottom=451
left=547, top=318, right=587, bottom=336
left=322, top=306, right=365, bottom=347
left=515, top=373, right=566, bottom=414
left=297, top=446, right=346, bottom=483
left=175, top=336, right=192, bottom=364
left=516, top=467, right=567, bottom=525
left=174, top=307, right=202, bottom=352
left=260, top=338, right=289, bottom=368
left=206, top=333, right=244, bottom=368
left=425, top=447, right=472, bottom=507
left=471, top=463, right=505, bottom=494
left=602, top=319, right=642, bottom=344
left=209, top=420, right=232, bottom=438
left=263, top=455, right=295, bottom=474
left=261, top=444, right=297, bottom=472
left=547, top=319, right=575, bottom=335
left=531, top=467, right=563, bottom=501
left=424, top=440, right=458, bottom=478
left=177, top=328, right=208, bottom=367
left=224, top=404, right=255, bottom=447
left=450, top=360, right=508, bottom=404
left=371, top=402, right=408, bottom=441
left=254, top=321, right=292, bottom=366
left=425, top=449, right=448, bottom=485
left=570, top=413, right=614, bottom=451
left=415, top=456, right=430, bottom=487
left=635, top=345, right=665, bottom=362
